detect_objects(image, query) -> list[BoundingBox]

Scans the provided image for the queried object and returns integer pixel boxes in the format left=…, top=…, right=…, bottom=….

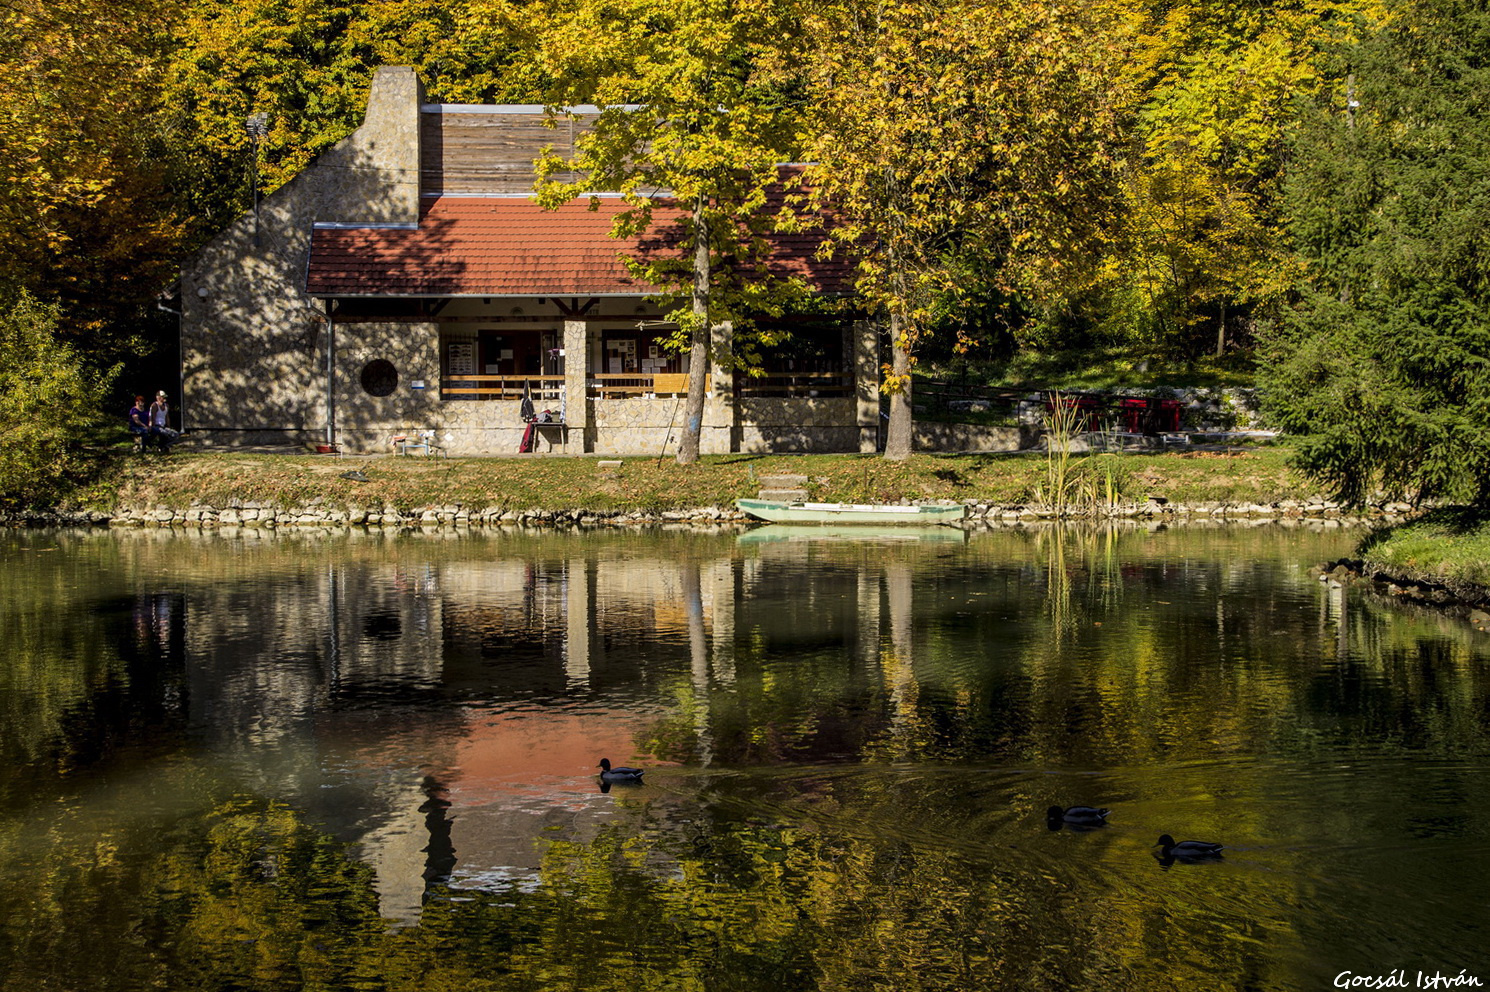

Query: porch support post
left=326, top=298, right=337, bottom=447
left=854, top=317, right=879, bottom=453
left=562, top=318, right=590, bottom=452
left=713, top=319, right=738, bottom=453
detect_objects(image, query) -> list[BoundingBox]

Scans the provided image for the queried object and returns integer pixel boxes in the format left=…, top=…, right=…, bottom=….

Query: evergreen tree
left=1265, top=0, right=1490, bottom=506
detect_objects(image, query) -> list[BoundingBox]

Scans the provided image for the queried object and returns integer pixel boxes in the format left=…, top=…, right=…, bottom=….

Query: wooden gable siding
left=420, top=110, right=595, bottom=195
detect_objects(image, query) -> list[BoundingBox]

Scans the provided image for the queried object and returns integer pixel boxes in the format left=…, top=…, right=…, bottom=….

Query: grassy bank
left=77, top=445, right=1324, bottom=514
left=1358, top=509, right=1490, bottom=589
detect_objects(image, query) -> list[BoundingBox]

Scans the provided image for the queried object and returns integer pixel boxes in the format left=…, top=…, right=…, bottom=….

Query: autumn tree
left=0, top=0, right=180, bottom=343
left=801, top=0, right=1140, bottom=460
left=1075, top=0, right=1375, bottom=357
left=533, top=0, right=804, bottom=465
left=163, top=0, right=549, bottom=243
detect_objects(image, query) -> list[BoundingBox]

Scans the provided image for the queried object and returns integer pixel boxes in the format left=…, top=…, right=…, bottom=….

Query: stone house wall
left=182, top=67, right=425, bottom=445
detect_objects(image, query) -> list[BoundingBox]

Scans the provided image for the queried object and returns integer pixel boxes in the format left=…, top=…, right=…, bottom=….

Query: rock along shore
left=1313, top=557, right=1490, bottom=629
left=2, top=496, right=1413, bottom=530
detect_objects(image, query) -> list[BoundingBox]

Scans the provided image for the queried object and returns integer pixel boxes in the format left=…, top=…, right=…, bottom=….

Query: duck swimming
left=1047, top=805, right=1111, bottom=825
left=1155, top=834, right=1224, bottom=860
left=597, top=758, right=645, bottom=784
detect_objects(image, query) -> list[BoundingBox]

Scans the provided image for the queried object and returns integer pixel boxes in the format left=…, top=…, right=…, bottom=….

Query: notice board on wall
left=447, top=341, right=475, bottom=375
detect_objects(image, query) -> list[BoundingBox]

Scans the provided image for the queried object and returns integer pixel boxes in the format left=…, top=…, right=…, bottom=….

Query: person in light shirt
left=148, top=391, right=180, bottom=451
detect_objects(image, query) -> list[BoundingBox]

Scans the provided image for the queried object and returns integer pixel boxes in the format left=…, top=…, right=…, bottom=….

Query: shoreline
left=1315, top=557, right=1490, bottom=628
left=3, top=496, right=1402, bottom=530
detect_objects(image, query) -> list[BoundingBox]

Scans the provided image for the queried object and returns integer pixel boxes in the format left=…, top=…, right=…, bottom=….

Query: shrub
left=0, top=292, right=119, bottom=511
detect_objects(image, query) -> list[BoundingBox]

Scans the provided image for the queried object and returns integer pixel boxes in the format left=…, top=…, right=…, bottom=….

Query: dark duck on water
left=597, top=758, right=645, bottom=784
left=1155, top=834, right=1224, bottom=863
left=1047, top=805, right=1111, bottom=827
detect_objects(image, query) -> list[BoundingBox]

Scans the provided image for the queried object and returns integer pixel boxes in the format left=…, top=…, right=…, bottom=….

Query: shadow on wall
left=185, top=67, right=454, bottom=442
left=747, top=426, right=860, bottom=452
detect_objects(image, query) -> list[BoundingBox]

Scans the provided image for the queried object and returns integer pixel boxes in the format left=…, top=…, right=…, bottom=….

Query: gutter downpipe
left=326, top=298, right=336, bottom=448
left=156, top=295, right=186, bottom=431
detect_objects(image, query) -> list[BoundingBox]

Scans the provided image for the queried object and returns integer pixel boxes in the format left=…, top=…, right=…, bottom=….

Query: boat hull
left=735, top=498, right=966, bottom=526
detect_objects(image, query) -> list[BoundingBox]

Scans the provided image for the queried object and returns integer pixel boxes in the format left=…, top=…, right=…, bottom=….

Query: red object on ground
left=1119, top=398, right=1148, bottom=434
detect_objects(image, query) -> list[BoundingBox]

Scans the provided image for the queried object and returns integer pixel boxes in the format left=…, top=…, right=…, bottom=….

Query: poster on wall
left=447, top=341, right=475, bottom=375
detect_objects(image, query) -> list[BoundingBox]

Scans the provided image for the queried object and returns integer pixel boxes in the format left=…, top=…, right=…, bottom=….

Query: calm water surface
left=1, top=523, right=1488, bottom=991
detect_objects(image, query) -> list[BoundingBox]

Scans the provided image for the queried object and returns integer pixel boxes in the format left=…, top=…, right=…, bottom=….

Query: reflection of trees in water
left=9, top=529, right=1490, bottom=990
left=0, top=787, right=1309, bottom=992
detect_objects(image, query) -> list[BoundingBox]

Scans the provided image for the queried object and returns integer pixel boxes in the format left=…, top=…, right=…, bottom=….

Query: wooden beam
left=555, top=296, right=602, bottom=317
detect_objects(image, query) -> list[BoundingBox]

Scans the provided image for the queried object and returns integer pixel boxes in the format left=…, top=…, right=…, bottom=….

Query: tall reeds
left=1036, top=392, right=1128, bottom=517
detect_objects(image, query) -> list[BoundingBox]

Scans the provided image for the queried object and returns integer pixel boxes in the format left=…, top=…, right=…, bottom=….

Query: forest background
left=1, top=0, right=1487, bottom=507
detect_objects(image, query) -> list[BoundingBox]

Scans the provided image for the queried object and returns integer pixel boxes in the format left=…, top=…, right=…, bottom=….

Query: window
left=360, top=359, right=398, bottom=397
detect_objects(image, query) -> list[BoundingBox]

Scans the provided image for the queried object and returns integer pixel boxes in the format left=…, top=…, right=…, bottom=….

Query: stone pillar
left=709, top=320, right=738, bottom=453
left=854, top=318, right=881, bottom=453
left=563, top=318, right=590, bottom=452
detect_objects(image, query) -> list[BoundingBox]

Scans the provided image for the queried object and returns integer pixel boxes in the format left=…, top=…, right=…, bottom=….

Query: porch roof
left=305, top=191, right=854, bottom=299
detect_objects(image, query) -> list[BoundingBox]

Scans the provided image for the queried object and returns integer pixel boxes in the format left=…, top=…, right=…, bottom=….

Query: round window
left=360, top=359, right=398, bottom=397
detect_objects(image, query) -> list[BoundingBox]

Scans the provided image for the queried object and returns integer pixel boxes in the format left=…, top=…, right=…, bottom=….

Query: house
left=180, top=66, right=882, bottom=455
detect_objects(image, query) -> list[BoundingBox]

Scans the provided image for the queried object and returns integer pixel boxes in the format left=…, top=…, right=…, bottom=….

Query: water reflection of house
left=181, top=66, right=878, bottom=455
left=174, top=536, right=941, bottom=924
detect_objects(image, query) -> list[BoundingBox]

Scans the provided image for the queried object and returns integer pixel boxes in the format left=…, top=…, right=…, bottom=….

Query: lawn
left=82, top=444, right=1320, bottom=514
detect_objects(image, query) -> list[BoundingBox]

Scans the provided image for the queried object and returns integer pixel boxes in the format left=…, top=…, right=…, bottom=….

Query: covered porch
left=319, top=294, right=876, bottom=456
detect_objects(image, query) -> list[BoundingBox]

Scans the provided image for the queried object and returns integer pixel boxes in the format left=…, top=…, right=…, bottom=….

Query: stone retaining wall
left=3, top=497, right=1408, bottom=530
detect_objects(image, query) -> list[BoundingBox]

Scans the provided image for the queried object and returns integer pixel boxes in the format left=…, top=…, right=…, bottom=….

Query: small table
left=393, top=434, right=447, bottom=457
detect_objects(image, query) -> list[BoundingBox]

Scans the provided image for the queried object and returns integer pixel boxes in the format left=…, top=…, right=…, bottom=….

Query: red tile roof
left=305, top=195, right=853, bottom=298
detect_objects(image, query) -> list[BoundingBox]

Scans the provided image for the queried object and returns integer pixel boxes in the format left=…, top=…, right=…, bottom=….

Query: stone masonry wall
left=181, top=67, right=424, bottom=444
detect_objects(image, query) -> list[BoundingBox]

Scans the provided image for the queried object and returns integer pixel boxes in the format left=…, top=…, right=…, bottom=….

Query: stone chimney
left=315, top=66, right=424, bottom=226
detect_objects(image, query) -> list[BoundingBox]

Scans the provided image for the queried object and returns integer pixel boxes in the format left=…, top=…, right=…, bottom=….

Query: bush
left=0, top=292, right=119, bottom=511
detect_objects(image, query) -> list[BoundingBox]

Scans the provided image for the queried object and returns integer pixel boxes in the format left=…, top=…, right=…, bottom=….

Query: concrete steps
left=757, top=474, right=809, bottom=502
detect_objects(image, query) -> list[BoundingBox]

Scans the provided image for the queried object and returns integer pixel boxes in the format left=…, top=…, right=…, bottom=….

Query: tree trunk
left=677, top=196, right=710, bottom=465
left=1214, top=300, right=1226, bottom=359
left=882, top=310, right=913, bottom=461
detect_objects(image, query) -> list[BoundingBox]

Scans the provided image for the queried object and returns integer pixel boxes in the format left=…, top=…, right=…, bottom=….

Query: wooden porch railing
left=441, top=375, right=565, bottom=401
left=441, top=371, right=851, bottom=401
left=590, top=373, right=708, bottom=398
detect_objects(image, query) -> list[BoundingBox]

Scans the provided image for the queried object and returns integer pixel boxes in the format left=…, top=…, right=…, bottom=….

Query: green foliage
left=1068, top=0, right=1377, bottom=358
left=1264, top=0, right=1490, bottom=506
left=0, top=292, right=118, bottom=511
left=532, top=0, right=808, bottom=463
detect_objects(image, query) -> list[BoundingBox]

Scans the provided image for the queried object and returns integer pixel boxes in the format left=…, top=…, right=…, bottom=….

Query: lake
left=1, top=522, right=1487, bottom=991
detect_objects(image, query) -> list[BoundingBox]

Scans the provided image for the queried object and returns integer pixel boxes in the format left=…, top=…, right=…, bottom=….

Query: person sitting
left=128, top=395, right=152, bottom=451
left=148, top=390, right=180, bottom=451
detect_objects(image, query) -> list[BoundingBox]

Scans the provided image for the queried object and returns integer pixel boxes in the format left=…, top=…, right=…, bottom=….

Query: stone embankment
left=1314, top=557, right=1490, bottom=629
left=4, top=496, right=1411, bottom=529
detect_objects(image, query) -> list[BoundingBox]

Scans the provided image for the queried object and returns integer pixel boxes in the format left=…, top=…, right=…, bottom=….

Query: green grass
left=1359, top=509, right=1490, bottom=588
left=79, top=444, right=1319, bottom=514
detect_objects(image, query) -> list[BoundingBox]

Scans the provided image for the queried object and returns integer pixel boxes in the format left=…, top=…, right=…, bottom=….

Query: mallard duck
left=1155, top=834, right=1224, bottom=860
left=1047, top=805, right=1111, bottom=826
left=597, top=758, right=645, bottom=783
